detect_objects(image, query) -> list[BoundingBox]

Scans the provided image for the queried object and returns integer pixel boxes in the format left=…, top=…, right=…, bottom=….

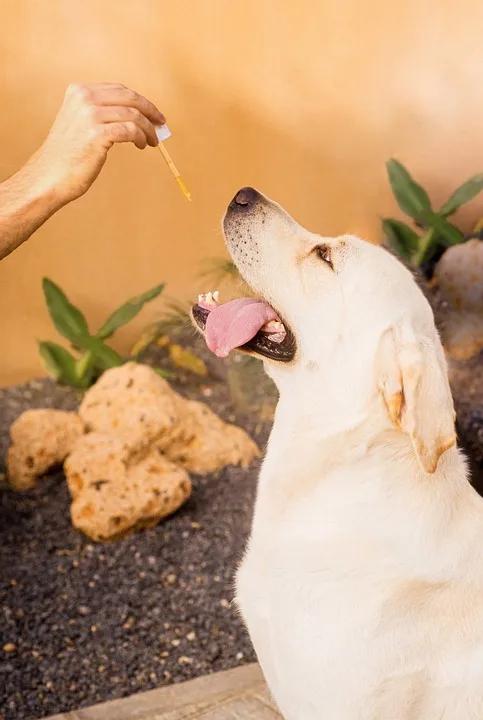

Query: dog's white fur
left=222, top=190, right=483, bottom=719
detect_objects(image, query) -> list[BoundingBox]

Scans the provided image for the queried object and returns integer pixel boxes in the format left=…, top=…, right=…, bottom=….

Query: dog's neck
left=266, top=362, right=382, bottom=448
left=262, top=381, right=385, bottom=483
left=258, top=368, right=469, bottom=520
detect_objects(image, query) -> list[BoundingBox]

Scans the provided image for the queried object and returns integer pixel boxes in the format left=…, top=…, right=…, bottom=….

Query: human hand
left=27, top=82, right=165, bottom=205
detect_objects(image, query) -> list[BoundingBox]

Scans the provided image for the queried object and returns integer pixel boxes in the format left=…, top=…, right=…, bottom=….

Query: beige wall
left=1, top=0, right=483, bottom=385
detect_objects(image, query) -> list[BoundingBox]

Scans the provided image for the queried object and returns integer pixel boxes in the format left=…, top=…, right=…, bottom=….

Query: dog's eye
left=314, top=244, right=333, bottom=269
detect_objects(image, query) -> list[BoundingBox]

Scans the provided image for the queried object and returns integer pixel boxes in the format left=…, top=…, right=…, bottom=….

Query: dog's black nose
left=230, top=187, right=260, bottom=210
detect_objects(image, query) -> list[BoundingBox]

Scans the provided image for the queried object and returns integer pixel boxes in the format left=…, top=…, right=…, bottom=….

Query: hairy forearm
left=0, top=159, right=64, bottom=261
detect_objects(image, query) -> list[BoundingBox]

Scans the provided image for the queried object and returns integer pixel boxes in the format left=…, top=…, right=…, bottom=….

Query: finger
left=66, top=82, right=136, bottom=99
left=102, top=121, right=148, bottom=150
left=90, top=86, right=165, bottom=125
left=80, top=82, right=124, bottom=89
left=95, top=105, right=158, bottom=147
left=65, top=82, right=121, bottom=102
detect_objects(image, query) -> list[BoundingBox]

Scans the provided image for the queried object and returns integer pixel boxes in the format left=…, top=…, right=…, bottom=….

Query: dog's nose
left=230, top=187, right=261, bottom=210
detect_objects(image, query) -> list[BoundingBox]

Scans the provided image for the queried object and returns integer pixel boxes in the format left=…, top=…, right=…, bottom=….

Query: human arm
left=0, top=82, right=165, bottom=260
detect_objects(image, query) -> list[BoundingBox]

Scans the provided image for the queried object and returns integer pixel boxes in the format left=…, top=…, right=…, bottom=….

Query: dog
left=192, top=187, right=483, bottom=719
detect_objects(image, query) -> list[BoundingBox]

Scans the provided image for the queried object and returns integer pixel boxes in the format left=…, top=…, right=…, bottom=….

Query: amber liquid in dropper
left=157, top=143, right=191, bottom=201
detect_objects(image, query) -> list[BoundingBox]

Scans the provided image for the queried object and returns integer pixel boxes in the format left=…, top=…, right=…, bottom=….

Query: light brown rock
left=65, top=434, right=128, bottom=501
left=162, top=400, right=260, bottom=474
left=79, top=363, right=185, bottom=459
left=7, top=409, right=85, bottom=491
left=7, top=363, right=259, bottom=538
left=65, top=434, right=191, bottom=542
left=79, top=363, right=260, bottom=474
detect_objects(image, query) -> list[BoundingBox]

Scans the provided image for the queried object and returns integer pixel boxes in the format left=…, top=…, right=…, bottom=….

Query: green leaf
left=411, top=228, right=435, bottom=268
left=74, top=350, right=95, bottom=386
left=386, top=159, right=433, bottom=221
left=42, top=278, right=90, bottom=343
left=424, top=213, right=465, bottom=247
left=83, top=337, right=123, bottom=371
left=38, top=341, right=86, bottom=387
left=96, top=283, right=165, bottom=340
left=439, top=173, right=483, bottom=217
left=382, top=218, right=420, bottom=260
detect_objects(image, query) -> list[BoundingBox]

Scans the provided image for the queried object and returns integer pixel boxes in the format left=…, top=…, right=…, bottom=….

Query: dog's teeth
left=270, top=332, right=286, bottom=343
left=198, top=291, right=220, bottom=310
left=263, top=320, right=284, bottom=333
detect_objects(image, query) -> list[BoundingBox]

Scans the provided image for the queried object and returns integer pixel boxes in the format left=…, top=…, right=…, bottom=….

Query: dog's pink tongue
left=205, top=298, right=278, bottom=358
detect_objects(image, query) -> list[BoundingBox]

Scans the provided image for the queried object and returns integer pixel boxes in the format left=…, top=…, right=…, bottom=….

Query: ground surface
left=0, top=329, right=278, bottom=720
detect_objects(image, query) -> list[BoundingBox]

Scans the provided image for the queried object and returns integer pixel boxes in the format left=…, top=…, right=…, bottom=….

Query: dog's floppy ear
left=377, top=322, right=456, bottom=474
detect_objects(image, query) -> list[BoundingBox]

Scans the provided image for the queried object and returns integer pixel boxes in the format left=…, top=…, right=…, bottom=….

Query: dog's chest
left=234, top=485, right=424, bottom=718
left=236, top=516, right=382, bottom=628
left=235, top=528, right=392, bottom=720
left=235, top=495, right=386, bottom=658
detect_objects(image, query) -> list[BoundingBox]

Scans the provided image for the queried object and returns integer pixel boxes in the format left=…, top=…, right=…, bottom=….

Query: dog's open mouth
left=192, top=292, right=296, bottom=362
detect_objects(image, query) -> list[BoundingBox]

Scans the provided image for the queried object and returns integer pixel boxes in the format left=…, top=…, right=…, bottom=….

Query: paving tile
left=43, top=664, right=274, bottom=720
left=252, top=686, right=280, bottom=713
left=196, top=696, right=281, bottom=719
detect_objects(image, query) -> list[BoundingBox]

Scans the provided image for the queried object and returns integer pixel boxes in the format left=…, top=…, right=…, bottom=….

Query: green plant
left=383, top=159, right=483, bottom=268
left=39, top=278, right=165, bottom=389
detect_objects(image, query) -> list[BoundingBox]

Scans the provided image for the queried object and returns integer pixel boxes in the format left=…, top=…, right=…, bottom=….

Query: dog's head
left=193, top=187, right=456, bottom=474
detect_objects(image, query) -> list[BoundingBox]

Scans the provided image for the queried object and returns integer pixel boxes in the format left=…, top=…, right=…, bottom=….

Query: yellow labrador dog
left=192, top=188, right=483, bottom=720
